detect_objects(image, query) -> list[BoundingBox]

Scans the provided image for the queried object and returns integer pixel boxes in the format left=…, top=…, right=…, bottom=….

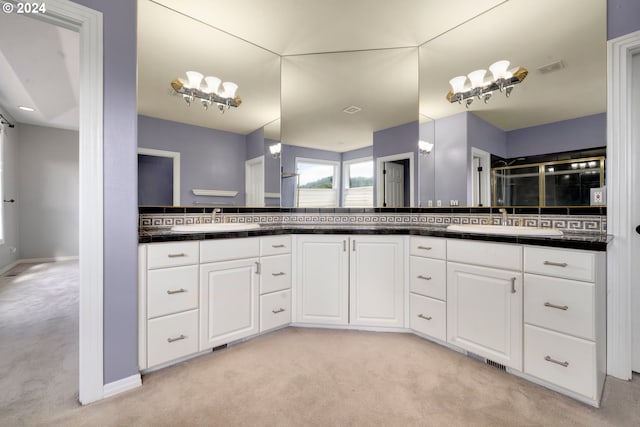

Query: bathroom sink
left=170, top=223, right=260, bottom=233
left=446, top=224, right=563, bottom=237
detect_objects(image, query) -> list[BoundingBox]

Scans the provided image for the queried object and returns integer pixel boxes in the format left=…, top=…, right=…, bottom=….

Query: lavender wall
left=467, top=113, right=507, bottom=158
left=246, top=128, right=264, bottom=160
left=138, top=155, right=173, bottom=205
left=608, top=0, right=640, bottom=40
left=264, top=138, right=281, bottom=206
left=342, top=146, right=373, bottom=162
left=506, top=113, right=606, bottom=157
left=372, top=121, right=419, bottom=205
left=434, top=112, right=468, bottom=204
left=280, top=144, right=341, bottom=207
left=138, top=115, right=247, bottom=206
left=71, top=0, right=138, bottom=384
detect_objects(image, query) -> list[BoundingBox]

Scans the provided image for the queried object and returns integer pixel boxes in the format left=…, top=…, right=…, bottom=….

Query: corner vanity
left=138, top=208, right=609, bottom=407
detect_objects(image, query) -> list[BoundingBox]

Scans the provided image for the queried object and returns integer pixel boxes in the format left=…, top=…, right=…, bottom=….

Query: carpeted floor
left=1, top=261, right=639, bottom=426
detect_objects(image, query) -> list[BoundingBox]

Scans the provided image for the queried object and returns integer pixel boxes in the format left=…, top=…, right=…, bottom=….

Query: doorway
left=138, top=148, right=181, bottom=206
left=471, top=147, right=491, bottom=207
left=245, top=156, right=265, bottom=207
left=376, top=152, right=415, bottom=207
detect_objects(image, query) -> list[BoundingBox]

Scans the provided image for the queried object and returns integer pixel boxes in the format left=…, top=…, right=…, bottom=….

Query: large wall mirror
left=136, top=0, right=606, bottom=209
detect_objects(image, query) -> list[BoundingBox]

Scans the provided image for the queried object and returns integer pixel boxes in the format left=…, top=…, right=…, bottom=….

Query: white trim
left=192, top=189, right=239, bottom=197
left=470, top=147, right=491, bottom=207
left=103, top=373, right=142, bottom=399
left=138, top=148, right=181, bottom=206
left=0, top=260, right=19, bottom=276
left=245, top=156, right=265, bottom=207
left=265, top=192, right=280, bottom=199
left=606, top=30, right=640, bottom=380
left=375, top=152, right=415, bottom=207
left=16, top=256, right=79, bottom=263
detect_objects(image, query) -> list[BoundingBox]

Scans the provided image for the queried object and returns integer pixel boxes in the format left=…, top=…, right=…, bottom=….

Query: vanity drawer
left=148, top=242, right=199, bottom=269
left=524, top=274, right=594, bottom=340
left=410, top=237, right=446, bottom=259
left=147, top=309, right=199, bottom=368
left=260, top=289, right=291, bottom=332
left=409, top=256, right=446, bottom=300
left=524, top=246, right=595, bottom=282
left=261, top=236, right=292, bottom=256
left=260, top=254, right=291, bottom=294
left=147, top=265, right=198, bottom=319
left=447, top=239, right=522, bottom=271
left=410, top=293, right=446, bottom=341
left=524, top=324, right=596, bottom=399
left=200, top=238, right=260, bottom=263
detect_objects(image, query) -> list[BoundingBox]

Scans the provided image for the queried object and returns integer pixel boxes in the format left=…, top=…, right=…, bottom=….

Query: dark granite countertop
left=139, top=224, right=612, bottom=251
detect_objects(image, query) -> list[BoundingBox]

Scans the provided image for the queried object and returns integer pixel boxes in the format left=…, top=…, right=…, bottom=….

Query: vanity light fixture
left=446, top=60, right=528, bottom=108
left=171, top=71, right=241, bottom=113
left=418, top=140, right=434, bottom=155
left=269, top=142, right=281, bottom=159
left=17, top=105, right=35, bottom=112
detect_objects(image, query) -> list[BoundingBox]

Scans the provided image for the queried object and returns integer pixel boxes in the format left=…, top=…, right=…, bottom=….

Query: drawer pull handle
left=272, top=272, right=286, bottom=277
left=510, top=277, right=517, bottom=294
left=418, top=314, right=432, bottom=321
left=167, top=288, right=186, bottom=295
left=272, top=244, right=286, bottom=248
left=272, top=308, right=286, bottom=314
left=544, top=302, right=569, bottom=311
left=543, top=261, right=568, bottom=268
left=417, top=275, right=432, bottom=281
left=167, top=334, right=186, bottom=343
left=544, top=355, right=569, bottom=368
left=255, top=261, right=261, bottom=274
left=417, top=246, right=432, bottom=250
left=167, top=253, right=186, bottom=258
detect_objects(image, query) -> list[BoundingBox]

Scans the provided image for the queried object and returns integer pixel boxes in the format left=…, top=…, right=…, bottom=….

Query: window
left=0, top=125, right=4, bottom=243
left=343, top=158, right=373, bottom=207
left=295, top=158, right=340, bottom=207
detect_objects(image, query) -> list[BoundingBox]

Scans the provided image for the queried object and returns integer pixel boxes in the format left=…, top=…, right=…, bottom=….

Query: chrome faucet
left=498, top=208, right=508, bottom=226
left=211, top=208, right=222, bottom=223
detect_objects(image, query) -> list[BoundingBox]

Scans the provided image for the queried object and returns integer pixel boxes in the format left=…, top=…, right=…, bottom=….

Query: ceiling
left=0, top=11, right=79, bottom=130
left=0, top=1, right=606, bottom=151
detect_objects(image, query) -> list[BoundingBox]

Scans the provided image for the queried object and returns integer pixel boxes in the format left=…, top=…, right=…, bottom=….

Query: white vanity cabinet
left=199, top=238, right=260, bottom=350
left=259, top=236, right=292, bottom=332
left=349, top=236, right=404, bottom=327
left=523, top=246, right=606, bottom=403
left=409, top=237, right=447, bottom=341
left=295, top=235, right=349, bottom=325
left=138, top=241, right=200, bottom=370
left=446, top=240, right=523, bottom=371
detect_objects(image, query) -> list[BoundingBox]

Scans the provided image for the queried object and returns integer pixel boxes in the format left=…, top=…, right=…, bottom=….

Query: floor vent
left=212, top=344, right=228, bottom=352
left=486, top=359, right=507, bottom=371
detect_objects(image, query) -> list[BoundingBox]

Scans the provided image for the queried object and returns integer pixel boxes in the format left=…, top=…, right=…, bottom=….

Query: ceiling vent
left=343, top=105, right=362, bottom=114
left=537, top=60, right=565, bottom=74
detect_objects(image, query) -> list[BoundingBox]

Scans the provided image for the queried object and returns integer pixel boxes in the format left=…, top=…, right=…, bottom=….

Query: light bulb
left=489, top=60, right=510, bottom=80
left=269, top=143, right=281, bottom=158
left=418, top=140, right=433, bottom=154
left=203, top=76, right=221, bottom=94
left=467, top=69, right=487, bottom=89
left=449, top=76, right=468, bottom=94
left=222, top=82, right=238, bottom=98
left=185, top=71, right=203, bottom=89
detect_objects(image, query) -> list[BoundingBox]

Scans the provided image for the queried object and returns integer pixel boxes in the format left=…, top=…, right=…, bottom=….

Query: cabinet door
left=199, top=258, right=259, bottom=350
left=349, top=236, right=404, bottom=327
left=447, top=262, right=523, bottom=371
left=296, top=235, right=349, bottom=325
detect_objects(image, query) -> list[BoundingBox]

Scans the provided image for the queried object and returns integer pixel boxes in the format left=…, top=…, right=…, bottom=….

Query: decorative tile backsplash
left=139, top=208, right=607, bottom=234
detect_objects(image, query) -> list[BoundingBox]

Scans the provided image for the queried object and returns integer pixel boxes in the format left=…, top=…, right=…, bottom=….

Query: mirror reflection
left=136, top=0, right=606, bottom=208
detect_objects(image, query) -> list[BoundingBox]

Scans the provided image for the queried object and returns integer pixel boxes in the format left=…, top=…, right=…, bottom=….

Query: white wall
left=0, top=119, right=19, bottom=271
left=17, top=124, right=79, bottom=260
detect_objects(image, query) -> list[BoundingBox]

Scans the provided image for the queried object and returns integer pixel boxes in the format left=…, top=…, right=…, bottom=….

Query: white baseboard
left=103, top=373, right=142, bottom=399
left=0, top=260, right=20, bottom=276
left=18, top=256, right=79, bottom=264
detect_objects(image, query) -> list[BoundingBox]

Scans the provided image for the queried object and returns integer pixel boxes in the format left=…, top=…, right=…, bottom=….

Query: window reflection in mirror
left=295, top=158, right=340, bottom=208
left=343, top=158, right=374, bottom=207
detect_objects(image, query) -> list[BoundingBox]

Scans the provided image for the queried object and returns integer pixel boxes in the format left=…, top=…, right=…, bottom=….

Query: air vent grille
left=342, top=105, right=362, bottom=114
left=486, top=359, right=507, bottom=371
left=537, top=60, right=565, bottom=74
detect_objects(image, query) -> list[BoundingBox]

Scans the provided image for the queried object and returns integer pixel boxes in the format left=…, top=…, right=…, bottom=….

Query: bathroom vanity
left=138, top=219, right=608, bottom=407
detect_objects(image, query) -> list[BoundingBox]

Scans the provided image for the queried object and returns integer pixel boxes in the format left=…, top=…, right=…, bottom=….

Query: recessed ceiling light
left=342, top=105, right=362, bottom=114
left=18, top=106, right=35, bottom=112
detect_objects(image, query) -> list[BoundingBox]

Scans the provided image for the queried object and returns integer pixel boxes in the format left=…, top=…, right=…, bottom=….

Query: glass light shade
left=222, top=81, right=238, bottom=98
left=185, top=71, right=204, bottom=89
left=467, top=69, right=487, bottom=89
left=489, top=60, right=510, bottom=80
left=449, top=76, right=468, bottom=93
left=418, top=140, right=434, bottom=153
left=203, top=76, right=221, bottom=94
left=269, top=143, right=281, bottom=157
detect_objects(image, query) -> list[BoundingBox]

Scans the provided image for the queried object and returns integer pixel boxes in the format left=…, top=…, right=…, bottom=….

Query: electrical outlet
left=436, top=200, right=442, bottom=207
left=590, top=187, right=606, bottom=206
left=427, top=200, right=433, bottom=207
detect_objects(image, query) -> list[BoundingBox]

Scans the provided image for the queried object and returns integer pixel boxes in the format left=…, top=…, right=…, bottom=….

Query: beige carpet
left=2, top=262, right=640, bottom=426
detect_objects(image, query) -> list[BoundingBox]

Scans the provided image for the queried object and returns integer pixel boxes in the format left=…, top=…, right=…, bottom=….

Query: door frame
left=138, top=148, right=181, bottom=206
left=470, top=147, right=491, bottom=207
left=607, top=29, right=640, bottom=379
left=375, top=152, right=415, bottom=207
